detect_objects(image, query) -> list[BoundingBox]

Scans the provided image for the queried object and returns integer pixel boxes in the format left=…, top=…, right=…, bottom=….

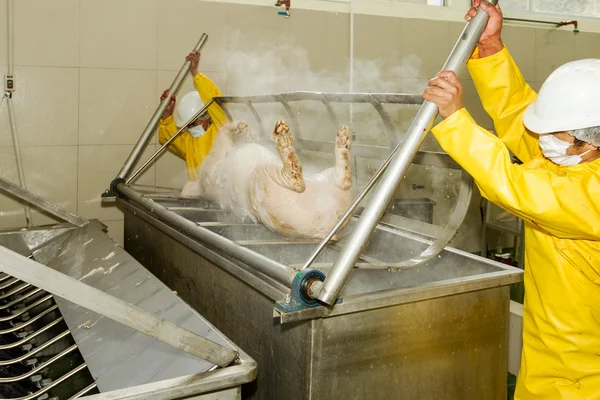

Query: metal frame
left=0, top=245, right=239, bottom=367
left=109, top=4, right=499, bottom=309
left=0, top=176, right=88, bottom=227
left=113, top=89, right=473, bottom=290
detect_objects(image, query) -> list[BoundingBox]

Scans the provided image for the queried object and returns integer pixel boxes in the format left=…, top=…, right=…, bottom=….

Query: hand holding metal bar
left=117, top=34, right=209, bottom=182
left=315, top=2, right=498, bottom=306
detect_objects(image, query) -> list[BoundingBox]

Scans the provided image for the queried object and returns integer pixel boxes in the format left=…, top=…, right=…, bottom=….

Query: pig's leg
left=332, top=126, right=353, bottom=190
left=198, top=120, right=250, bottom=195
left=209, top=120, right=252, bottom=160
left=260, top=120, right=306, bottom=193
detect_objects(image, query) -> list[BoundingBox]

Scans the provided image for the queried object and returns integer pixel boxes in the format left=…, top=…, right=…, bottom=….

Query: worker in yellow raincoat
left=422, top=1, right=600, bottom=398
left=159, top=50, right=228, bottom=198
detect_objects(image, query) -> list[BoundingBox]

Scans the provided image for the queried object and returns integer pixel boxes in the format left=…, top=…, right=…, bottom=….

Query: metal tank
left=110, top=3, right=521, bottom=398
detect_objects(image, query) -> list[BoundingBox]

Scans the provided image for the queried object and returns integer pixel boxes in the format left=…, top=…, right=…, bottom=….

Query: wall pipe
left=314, top=1, right=498, bottom=306
left=115, top=34, right=209, bottom=184
left=6, top=0, right=32, bottom=227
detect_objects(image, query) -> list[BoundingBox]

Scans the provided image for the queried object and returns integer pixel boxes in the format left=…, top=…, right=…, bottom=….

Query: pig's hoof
left=336, top=126, right=351, bottom=149
left=231, top=121, right=258, bottom=141
left=272, top=120, right=293, bottom=148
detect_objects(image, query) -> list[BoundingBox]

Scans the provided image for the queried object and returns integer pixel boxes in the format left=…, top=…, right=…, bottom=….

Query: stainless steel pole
left=316, top=3, right=497, bottom=305
left=116, top=34, right=209, bottom=181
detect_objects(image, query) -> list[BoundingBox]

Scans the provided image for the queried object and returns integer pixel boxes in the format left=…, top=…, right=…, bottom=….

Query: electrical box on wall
left=4, top=74, right=15, bottom=92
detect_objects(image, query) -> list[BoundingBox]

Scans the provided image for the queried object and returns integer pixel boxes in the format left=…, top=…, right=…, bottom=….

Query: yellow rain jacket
left=158, top=73, right=228, bottom=180
left=432, top=46, right=600, bottom=399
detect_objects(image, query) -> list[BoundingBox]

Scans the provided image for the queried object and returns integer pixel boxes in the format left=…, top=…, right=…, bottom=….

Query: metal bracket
left=275, top=269, right=341, bottom=313
left=101, top=177, right=126, bottom=203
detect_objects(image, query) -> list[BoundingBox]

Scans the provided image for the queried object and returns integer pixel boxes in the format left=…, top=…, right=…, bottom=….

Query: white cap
left=173, top=91, right=206, bottom=128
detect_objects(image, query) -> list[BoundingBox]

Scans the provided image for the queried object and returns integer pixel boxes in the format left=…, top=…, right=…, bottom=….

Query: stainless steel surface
left=0, top=176, right=88, bottom=227
left=126, top=98, right=215, bottom=184
left=317, top=3, right=498, bottom=305
left=123, top=203, right=522, bottom=399
left=117, top=34, right=208, bottom=181
left=0, top=222, right=257, bottom=399
left=117, top=184, right=298, bottom=287
left=0, top=239, right=238, bottom=368
left=42, top=223, right=240, bottom=385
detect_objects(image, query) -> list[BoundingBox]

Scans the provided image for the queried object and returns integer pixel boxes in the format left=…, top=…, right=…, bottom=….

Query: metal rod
left=315, top=2, right=497, bottom=305
left=0, top=317, right=63, bottom=350
left=69, top=382, right=98, bottom=399
left=0, top=330, right=71, bottom=366
left=0, top=176, right=88, bottom=227
left=11, top=362, right=89, bottom=400
left=0, top=304, right=58, bottom=334
left=0, top=277, right=19, bottom=290
left=0, top=344, right=77, bottom=383
left=0, top=294, right=52, bottom=322
left=0, top=282, right=29, bottom=300
left=0, top=246, right=239, bottom=367
left=125, top=98, right=215, bottom=184
left=117, top=184, right=298, bottom=287
left=0, top=288, right=43, bottom=311
left=117, top=34, right=209, bottom=181
left=504, top=17, right=578, bottom=31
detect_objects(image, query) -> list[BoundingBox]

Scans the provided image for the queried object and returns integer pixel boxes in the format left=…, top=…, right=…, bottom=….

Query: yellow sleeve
left=467, top=46, right=542, bottom=163
left=193, top=73, right=229, bottom=130
left=432, top=109, right=600, bottom=241
left=158, top=115, right=192, bottom=161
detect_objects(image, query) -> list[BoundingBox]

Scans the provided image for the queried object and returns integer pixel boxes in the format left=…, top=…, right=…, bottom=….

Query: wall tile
left=226, top=3, right=291, bottom=74
left=79, top=69, right=157, bottom=145
left=80, top=0, right=158, bottom=69
left=502, top=25, right=536, bottom=83
left=14, top=0, right=79, bottom=67
left=0, top=0, right=7, bottom=66
left=402, top=19, right=451, bottom=80
left=0, top=147, right=28, bottom=229
left=288, top=9, right=328, bottom=75
left=21, top=146, right=78, bottom=226
left=0, top=65, right=11, bottom=147
left=155, top=148, right=189, bottom=190
left=534, top=28, right=576, bottom=81
left=574, top=31, right=600, bottom=60
left=157, top=0, right=228, bottom=73
left=78, top=145, right=155, bottom=221
left=7, top=67, right=79, bottom=147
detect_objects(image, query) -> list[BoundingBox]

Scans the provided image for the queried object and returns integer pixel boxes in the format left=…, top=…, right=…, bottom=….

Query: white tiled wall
left=0, top=0, right=597, bottom=251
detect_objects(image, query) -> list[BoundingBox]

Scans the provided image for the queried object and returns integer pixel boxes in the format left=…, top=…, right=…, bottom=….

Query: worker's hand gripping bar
left=312, top=1, right=498, bottom=306
left=115, top=34, right=209, bottom=186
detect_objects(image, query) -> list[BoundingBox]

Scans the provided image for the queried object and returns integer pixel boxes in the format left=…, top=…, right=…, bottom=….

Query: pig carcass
left=196, top=120, right=354, bottom=239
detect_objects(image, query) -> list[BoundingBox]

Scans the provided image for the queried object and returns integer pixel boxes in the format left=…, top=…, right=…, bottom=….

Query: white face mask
left=538, top=134, right=590, bottom=166
left=188, top=125, right=206, bottom=138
